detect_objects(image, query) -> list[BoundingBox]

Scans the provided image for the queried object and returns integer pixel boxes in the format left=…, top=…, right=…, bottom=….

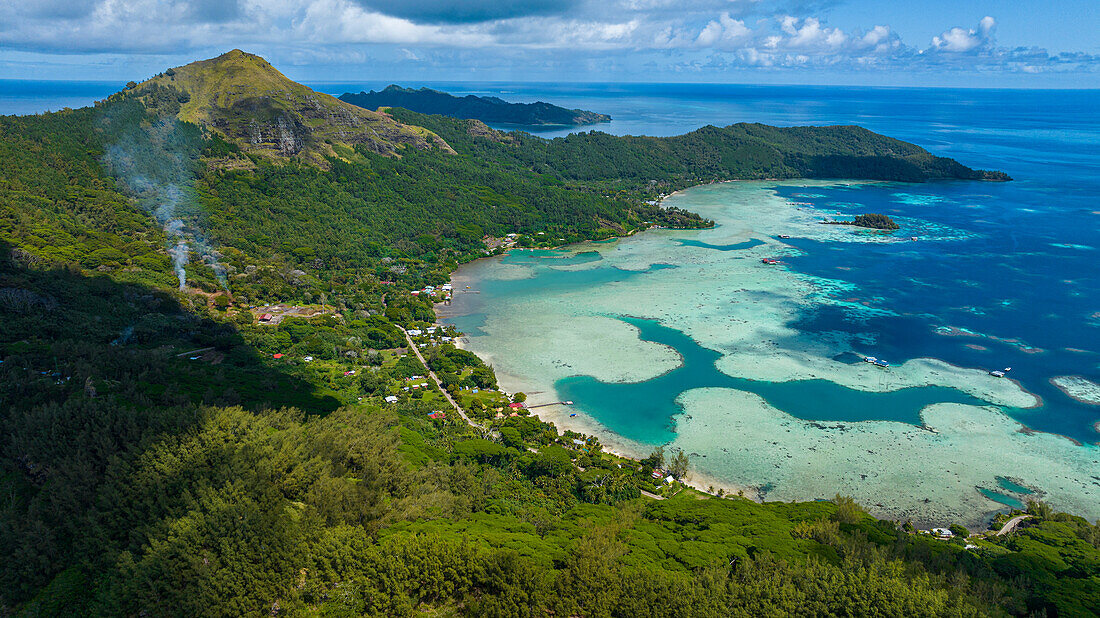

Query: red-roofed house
left=273, top=353, right=284, bottom=359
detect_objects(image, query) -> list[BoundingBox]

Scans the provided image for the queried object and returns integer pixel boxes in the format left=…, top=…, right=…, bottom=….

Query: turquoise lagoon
left=441, top=180, right=1100, bottom=527
left=556, top=315, right=993, bottom=445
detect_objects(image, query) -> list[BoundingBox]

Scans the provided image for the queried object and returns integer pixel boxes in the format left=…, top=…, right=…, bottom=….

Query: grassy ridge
left=132, top=50, right=453, bottom=163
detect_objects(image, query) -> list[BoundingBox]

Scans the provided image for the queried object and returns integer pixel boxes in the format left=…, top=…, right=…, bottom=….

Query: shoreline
left=440, top=292, right=759, bottom=502
left=431, top=179, right=1098, bottom=528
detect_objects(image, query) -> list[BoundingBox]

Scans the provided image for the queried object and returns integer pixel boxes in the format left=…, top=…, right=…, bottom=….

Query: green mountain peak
left=127, top=49, right=453, bottom=164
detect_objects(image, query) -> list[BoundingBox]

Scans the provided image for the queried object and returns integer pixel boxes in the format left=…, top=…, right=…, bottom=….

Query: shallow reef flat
left=1050, top=375, right=1100, bottom=406
left=717, top=348, right=1039, bottom=409
left=444, top=180, right=1100, bottom=527
left=672, top=390, right=1098, bottom=529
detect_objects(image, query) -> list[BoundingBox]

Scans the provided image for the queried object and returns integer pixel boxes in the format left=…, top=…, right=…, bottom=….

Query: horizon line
left=1, top=77, right=1098, bottom=93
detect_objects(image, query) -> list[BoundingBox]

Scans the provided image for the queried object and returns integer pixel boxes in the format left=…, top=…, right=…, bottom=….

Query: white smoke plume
left=102, top=113, right=227, bottom=291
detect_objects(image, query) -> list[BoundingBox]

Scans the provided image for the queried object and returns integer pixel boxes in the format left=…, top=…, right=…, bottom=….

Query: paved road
left=995, top=514, right=1031, bottom=536
left=398, top=326, right=477, bottom=427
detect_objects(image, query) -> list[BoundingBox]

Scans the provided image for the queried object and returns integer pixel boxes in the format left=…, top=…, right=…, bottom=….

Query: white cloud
left=775, top=15, right=852, bottom=49
left=930, top=16, right=995, bottom=52
left=695, top=13, right=750, bottom=48
left=860, top=25, right=889, bottom=47
left=0, top=1, right=1095, bottom=81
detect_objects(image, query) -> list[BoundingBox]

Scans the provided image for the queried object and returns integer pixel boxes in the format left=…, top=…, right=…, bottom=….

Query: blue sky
left=1, top=0, right=1097, bottom=87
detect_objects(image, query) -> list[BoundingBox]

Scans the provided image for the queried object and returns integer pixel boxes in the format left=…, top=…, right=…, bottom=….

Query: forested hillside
left=3, top=52, right=1094, bottom=617
left=0, top=76, right=705, bottom=304
left=389, top=109, right=1012, bottom=186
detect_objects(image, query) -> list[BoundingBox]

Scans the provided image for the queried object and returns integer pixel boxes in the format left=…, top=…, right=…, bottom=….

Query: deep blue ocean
left=5, top=79, right=1099, bottom=446
left=775, top=179, right=1099, bottom=444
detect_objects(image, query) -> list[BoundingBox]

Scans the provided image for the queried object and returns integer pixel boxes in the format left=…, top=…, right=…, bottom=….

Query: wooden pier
left=525, top=401, right=574, bottom=409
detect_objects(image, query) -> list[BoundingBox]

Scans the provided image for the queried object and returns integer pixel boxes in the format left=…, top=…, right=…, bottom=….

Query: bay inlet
left=441, top=180, right=1100, bottom=528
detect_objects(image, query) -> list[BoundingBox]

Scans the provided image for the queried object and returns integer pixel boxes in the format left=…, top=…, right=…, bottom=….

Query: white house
left=384, top=395, right=399, bottom=403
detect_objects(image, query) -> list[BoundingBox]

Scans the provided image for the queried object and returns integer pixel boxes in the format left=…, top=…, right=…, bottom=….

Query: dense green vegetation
left=340, top=85, right=611, bottom=126
left=853, top=213, right=901, bottom=229
left=5, top=53, right=1095, bottom=616
left=198, top=144, right=698, bottom=283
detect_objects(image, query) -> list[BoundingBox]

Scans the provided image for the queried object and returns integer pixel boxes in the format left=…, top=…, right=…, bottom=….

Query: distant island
left=339, top=85, right=612, bottom=127
left=823, top=213, right=901, bottom=229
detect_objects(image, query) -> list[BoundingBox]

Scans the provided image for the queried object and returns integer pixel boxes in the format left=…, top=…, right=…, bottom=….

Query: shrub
left=949, top=524, right=970, bottom=538
left=831, top=494, right=864, bottom=525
